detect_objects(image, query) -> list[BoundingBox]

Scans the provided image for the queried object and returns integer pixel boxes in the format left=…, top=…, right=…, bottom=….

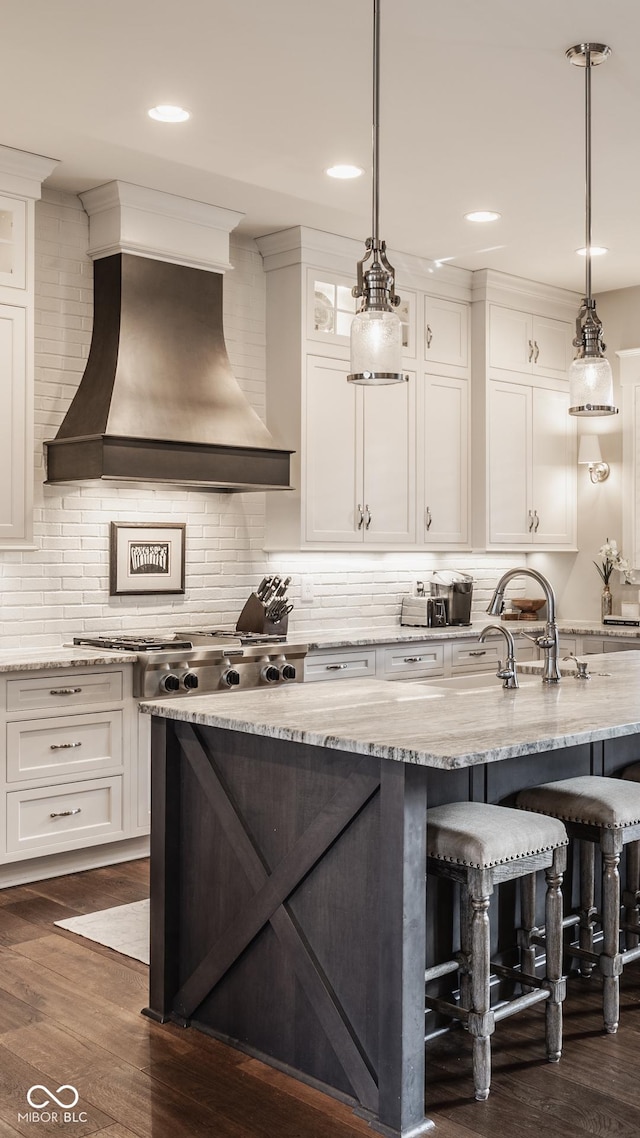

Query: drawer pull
left=49, top=808, right=82, bottom=819
left=468, top=650, right=487, bottom=657
left=326, top=663, right=348, bottom=671
left=49, top=742, right=82, bottom=751
left=49, top=688, right=82, bottom=696
left=403, top=656, right=425, bottom=663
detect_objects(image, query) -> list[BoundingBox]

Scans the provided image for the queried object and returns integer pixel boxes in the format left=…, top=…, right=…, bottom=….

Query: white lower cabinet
left=0, top=663, right=145, bottom=882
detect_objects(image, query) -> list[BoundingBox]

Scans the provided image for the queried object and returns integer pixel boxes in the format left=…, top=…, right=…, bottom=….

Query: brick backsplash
left=0, top=189, right=518, bottom=647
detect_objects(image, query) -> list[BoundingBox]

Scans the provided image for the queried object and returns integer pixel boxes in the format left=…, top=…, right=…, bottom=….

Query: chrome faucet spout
left=486, top=566, right=560, bottom=683
left=478, top=623, right=519, bottom=688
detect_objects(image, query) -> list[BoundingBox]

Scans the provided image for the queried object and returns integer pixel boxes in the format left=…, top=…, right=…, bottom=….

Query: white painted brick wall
left=0, top=189, right=521, bottom=647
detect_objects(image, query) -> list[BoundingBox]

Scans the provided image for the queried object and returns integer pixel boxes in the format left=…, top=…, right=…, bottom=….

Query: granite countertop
left=0, top=646, right=138, bottom=672
left=142, top=650, right=640, bottom=772
left=285, top=619, right=640, bottom=651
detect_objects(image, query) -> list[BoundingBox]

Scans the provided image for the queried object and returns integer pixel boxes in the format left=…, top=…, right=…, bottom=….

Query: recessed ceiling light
left=464, top=210, right=501, bottom=223
left=576, top=245, right=608, bottom=256
left=325, top=164, right=365, bottom=179
left=148, top=105, right=190, bottom=123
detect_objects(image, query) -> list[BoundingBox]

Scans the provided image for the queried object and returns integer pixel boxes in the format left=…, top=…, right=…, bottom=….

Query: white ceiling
left=4, top=0, right=640, bottom=293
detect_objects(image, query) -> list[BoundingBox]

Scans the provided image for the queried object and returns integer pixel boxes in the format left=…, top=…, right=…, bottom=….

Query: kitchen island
left=142, top=652, right=640, bottom=1138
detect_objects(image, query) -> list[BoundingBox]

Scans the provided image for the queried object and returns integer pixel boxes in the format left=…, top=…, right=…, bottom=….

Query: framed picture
left=109, top=522, right=186, bottom=596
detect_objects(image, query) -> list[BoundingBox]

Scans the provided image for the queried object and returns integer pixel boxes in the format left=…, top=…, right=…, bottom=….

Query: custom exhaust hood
left=44, top=182, right=292, bottom=492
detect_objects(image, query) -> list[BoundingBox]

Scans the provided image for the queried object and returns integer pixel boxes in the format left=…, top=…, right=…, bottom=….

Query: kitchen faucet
left=478, top=623, right=519, bottom=688
left=486, top=567, right=561, bottom=683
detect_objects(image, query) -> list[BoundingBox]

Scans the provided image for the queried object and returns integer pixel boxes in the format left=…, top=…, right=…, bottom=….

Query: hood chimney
left=44, top=182, right=292, bottom=491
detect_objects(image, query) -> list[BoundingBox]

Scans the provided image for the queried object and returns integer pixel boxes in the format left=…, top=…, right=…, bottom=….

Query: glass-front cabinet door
left=0, top=195, right=26, bottom=290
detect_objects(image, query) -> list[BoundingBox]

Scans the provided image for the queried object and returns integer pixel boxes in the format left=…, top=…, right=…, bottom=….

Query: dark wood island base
left=144, top=700, right=640, bottom=1137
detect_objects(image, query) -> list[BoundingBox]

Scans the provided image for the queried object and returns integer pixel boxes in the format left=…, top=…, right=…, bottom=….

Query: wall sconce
left=578, top=434, right=610, bottom=482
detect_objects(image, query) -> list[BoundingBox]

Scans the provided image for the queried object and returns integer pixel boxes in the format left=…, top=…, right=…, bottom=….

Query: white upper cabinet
left=258, top=227, right=471, bottom=551
left=472, top=271, right=579, bottom=551
left=489, top=303, right=574, bottom=380
left=424, top=296, right=469, bottom=373
left=305, top=356, right=415, bottom=545
left=420, top=375, right=469, bottom=546
left=0, top=147, right=57, bottom=549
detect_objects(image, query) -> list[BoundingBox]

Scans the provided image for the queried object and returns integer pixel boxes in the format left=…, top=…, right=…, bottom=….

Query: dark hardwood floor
left=0, top=860, right=639, bottom=1136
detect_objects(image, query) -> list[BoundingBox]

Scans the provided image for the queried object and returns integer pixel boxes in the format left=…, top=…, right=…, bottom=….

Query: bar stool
left=620, top=763, right=640, bottom=949
left=425, top=801, right=568, bottom=1101
left=516, top=776, right=640, bottom=1034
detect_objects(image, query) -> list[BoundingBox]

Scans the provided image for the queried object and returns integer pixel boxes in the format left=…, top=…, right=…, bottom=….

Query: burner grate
left=73, top=635, right=193, bottom=652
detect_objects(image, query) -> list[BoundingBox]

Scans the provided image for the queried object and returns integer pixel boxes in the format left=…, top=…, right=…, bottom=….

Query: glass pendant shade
left=349, top=308, right=404, bottom=384
left=568, top=355, right=616, bottom=416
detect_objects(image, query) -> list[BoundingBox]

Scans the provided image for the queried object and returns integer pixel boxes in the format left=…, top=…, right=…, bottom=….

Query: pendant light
left=348, top=0, right=405, bottom=385
left=567, top=43, right=617, bottom=416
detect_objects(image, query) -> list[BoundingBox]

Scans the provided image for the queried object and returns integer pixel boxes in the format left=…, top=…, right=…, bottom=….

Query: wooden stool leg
left=579, top=839, right=596, bottom=977
left=519, top=871, right=537, bottom=990
left=468, top=873, right=494, bottom=1102
left=601, top=833, right=623, bottom=1034
left=624, top=840, right=640, bottom=950
left=459, top=884, right=472, bottom=1013
left=544, top=847, right=566, bottom=1062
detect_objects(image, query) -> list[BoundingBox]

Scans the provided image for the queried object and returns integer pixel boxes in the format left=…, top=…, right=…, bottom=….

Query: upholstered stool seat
left=425, top=801, right=568, bottom=1101
left=517, top=775, right=640, bottom=1034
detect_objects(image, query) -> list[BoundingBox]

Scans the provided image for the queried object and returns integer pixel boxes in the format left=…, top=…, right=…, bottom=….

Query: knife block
left=235, top=592, right=289, bottom=637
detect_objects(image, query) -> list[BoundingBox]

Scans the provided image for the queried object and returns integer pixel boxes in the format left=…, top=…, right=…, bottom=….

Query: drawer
left=451, top=640, right=503, bottom=672
left=6, top=710, right=124, bottom=783
left=558, top=636, right=577, bottom=657
left=6, top=776, right=123, bottom=854
left=382, top=643, right=444, bottom=678
left=304, top=650, right=376, bottom=682
left=7, top=670, right=124, bottom=713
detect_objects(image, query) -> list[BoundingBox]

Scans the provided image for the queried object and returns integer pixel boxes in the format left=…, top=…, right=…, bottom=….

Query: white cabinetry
left=619, top=348, right=640, bottom=571
left=0, top=662, right=146, bottom=885
left=472, top=270, right=579, bottom=552
left=489, top=305, right=573, bottom=380
left=258, top=226, right=472, bottom=551
left=305, top=356, right=415, bottom=544
left=0, top=148, right=57, bottom=548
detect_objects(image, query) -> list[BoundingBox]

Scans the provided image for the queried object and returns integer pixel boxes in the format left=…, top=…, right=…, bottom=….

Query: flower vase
left=601, top=584, right=612, bottom=621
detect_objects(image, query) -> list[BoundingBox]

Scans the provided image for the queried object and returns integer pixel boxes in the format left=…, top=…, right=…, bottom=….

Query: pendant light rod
left=584, top=44, right=592, bottom=299
left=566, top=42, right=616, bottom=417
left=372, top=0, right=380, bottom=245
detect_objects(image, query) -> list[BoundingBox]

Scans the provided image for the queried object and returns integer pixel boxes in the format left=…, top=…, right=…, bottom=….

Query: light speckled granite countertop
left=283, top=619, right=640, bottom=650
left=142, top=650, right=640, bottom=771
left=0, top=646, right=137, bottom=672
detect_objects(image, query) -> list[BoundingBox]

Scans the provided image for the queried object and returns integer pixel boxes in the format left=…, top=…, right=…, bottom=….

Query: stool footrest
left=493, top=988, right=550, bottom=1023
left=424, top=958, right=461, bottom=984
left=492, top=962, right=546, bottom=990
left=621, top=942, right=640, bottom=966
left=567, top=944, right=600, bottom=966
left=563, top=913, right=580, bottom=930
left=425, top=993, right=469, bottom=1024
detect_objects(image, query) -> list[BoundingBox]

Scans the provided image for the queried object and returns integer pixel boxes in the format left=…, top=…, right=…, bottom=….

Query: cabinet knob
left=357, top=504, right=364, bottom=530
left=326, top=663, right=348, bottom=670
left=533, top=341, right=540, bottom=363
left=468, top=649, right=487, bottom=657
left=49, top=687, right=82, bottom=696
left=528, top=339, right=534, bottom=363
left=364, top=505, right=372, bottom=530
left=50, top=742, right=82, bottom=750
left=425, top=506, right=432, bottom=531
left=533, top=509, right=540, bottom=532
left=528, top=509, right=534, bottom=532
left=426, top=324, right=433, bottom=349
left=50, top=808, right=82, bottom=819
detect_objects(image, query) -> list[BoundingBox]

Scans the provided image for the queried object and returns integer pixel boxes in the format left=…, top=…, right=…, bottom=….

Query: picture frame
left=109, top=522, right=186, bottom=596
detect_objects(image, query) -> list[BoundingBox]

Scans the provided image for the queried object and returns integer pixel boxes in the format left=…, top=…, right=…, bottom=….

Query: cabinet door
left=0, top=304, right=29, bottom=545
left=489, top=305, right=533, bottom=372
left=532, top=316, right=574, bottom=380
left=362, top=373, right=416, bottom=543
left=305, top=356, right=362, bottom=542
left=488, top=380, right=532, bottom=544
left=424, top=297, right=469, bottom=371
left=423, top=375, right=468, bottom=544
left=531, top=386, right=576, bottom=546
left=0, top=194, right=26, bottom=290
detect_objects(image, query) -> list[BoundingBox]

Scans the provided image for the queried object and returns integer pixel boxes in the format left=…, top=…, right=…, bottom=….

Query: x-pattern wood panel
left=172, top=721, right=381, bottom=1112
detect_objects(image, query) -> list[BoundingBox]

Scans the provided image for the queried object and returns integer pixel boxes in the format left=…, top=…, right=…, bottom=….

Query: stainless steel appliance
left=72, top=633, right=307, bottom=699
left=430, top=571, right=473, bottom=626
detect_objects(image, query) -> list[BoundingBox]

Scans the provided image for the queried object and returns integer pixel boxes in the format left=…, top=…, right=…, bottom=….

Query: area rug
left=54, top=898, right=150, bottom=964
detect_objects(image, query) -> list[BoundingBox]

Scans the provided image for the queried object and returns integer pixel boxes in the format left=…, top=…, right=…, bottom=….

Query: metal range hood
left=45, top=182, right=292, bottom=492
